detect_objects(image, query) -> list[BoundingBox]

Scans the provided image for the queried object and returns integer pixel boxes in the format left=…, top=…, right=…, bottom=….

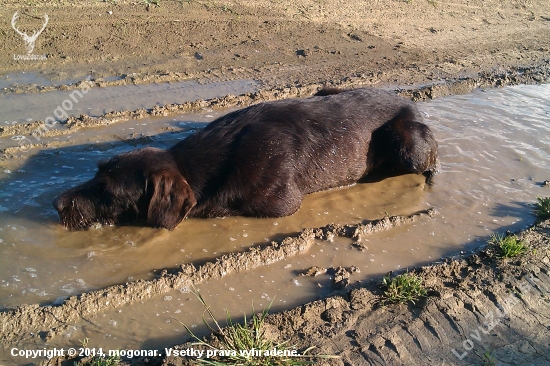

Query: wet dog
left=53, top=88, right=439, bottom=230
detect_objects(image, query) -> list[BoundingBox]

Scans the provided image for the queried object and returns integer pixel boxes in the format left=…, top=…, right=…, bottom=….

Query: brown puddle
left=1, top=84, right=549, bottom=362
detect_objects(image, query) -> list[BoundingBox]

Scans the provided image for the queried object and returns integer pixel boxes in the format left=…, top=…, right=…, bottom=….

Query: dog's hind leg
left=370, top=107, right=439, bottom=180
left=241, top=180, right=304, bottom=218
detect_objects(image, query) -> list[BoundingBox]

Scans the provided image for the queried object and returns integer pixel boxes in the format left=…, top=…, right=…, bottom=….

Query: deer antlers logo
left=11, top=11, right=49, bottom=55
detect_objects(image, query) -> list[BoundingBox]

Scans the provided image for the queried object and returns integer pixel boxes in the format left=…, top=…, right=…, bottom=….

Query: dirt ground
left=1, top=0, right=550, bottom=365
left=1, top=0, right=550, bottom=93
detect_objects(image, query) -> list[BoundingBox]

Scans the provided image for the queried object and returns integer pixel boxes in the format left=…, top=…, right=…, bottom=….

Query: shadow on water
left=1, top=121, right=430, bottom=308
left=1, top=127, right=194, bottom=225
left=490, top=201, right=536, bottom=222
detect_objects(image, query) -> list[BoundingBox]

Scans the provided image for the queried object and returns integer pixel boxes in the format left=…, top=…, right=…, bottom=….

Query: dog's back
left=171, top=88, right=437, bottom=218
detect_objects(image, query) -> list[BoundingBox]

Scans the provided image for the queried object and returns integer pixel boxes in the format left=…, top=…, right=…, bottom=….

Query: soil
left=1, top=0, right=550, bottom=365
left=1, top=0, right=550, bottom=94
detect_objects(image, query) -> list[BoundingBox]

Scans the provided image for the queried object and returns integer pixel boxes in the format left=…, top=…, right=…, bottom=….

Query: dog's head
left=53, top=147, right=196, bottom=230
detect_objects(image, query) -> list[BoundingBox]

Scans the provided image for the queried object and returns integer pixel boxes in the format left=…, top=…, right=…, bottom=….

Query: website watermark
left=11, top=11, right=48, bottom=61
left=16, top=78, right=93, bottom=152
left=451, top=273, right=542, bottom=361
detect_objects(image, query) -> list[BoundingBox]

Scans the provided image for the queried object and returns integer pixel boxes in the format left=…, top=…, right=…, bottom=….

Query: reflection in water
left=0, top=83, right=549, bottom=353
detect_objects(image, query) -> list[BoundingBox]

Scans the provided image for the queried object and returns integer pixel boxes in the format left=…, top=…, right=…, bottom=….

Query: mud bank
left=0, top=209, right=436, bottom=347
left=149, top=218, right=550, bottom=366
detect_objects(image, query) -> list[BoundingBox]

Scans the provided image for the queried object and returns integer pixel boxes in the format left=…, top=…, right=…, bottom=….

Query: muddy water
left=0, top=72, right=55, bottom=89
left=1, top=84, right=549, bottom=358
left=0, top=125, right=428, bottom=308
left=0, top=77, right=258, bottom=124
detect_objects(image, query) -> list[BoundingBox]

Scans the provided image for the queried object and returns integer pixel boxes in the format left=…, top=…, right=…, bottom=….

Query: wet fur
left=53, top=88, right=439, bottom=230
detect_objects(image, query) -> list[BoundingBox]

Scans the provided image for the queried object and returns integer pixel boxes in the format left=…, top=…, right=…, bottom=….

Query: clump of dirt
left=300, top=266, right=361, bottom=289
left=300, top=266, right=328, bottom=277
left=330, top=266, right=361, bottom=289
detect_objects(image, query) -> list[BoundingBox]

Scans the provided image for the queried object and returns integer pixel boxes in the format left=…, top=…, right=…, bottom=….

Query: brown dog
left=53, top=88, right=439, bottom=230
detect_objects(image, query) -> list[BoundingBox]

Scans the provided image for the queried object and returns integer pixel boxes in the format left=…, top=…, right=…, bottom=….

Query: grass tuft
left=178, top=289, right=336, bottom=365
left=381, top=272, right=427, bottom=305
left=483, top=351, right=497, bottom=366
left=535, top=197, right=550, bottom=220
left=488, top=233, right=527, bottom=258
left=72, top=338, right=120, bottom=366
left=74, top=357, right=120, bottom=366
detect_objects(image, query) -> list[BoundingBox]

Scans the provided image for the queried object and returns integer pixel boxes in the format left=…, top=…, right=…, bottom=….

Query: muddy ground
left=163, top=218, right=550, bottom=366
left=1, top=0, right=550, bottom=365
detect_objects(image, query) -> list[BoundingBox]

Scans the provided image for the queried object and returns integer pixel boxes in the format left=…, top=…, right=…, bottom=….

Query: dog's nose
left=52, top=195, right=64, bottom=211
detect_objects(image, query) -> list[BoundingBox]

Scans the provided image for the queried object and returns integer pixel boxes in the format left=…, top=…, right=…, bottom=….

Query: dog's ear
left=147, top=170, right=196, bottom=230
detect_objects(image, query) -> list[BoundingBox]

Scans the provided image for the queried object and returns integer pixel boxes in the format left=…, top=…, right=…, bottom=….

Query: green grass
left=483, top=351, right=496, bottom=366
left=74, top=356, right=120, bottom=366
left=381, top=272, right=427, bottom=305
left=179, top=289, right=336, bottom=365
left=535, top=197, right=550, bottom=220
left=488, top=233, right=527, bottom=258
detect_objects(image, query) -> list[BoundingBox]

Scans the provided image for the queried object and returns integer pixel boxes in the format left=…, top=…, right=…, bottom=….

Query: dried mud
left=2, top=0, right=550, bottom=94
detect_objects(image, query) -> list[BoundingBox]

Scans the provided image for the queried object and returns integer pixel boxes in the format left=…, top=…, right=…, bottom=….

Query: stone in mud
left=352, top=241, right=369, bottom=251
left=329, top=266, right=360, bottom=289
left=300, top=266, right=328, bottom=277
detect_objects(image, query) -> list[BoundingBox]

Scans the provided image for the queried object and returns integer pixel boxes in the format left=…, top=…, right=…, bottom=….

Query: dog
left=53, top=88, right=439, bottom=230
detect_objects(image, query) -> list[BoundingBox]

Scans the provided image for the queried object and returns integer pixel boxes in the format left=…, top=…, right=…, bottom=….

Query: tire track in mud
left=1, top=61, right=549, bottom=156
left=0, top=209, right=436, bottom=346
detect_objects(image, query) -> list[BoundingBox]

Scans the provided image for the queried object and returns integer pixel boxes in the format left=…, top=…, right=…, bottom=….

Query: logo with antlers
left=11, top=11, right=49, bottom=55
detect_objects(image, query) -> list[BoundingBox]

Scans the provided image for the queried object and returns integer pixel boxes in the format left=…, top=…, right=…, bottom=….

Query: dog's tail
left=314, top=87, right=346, bottom=96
